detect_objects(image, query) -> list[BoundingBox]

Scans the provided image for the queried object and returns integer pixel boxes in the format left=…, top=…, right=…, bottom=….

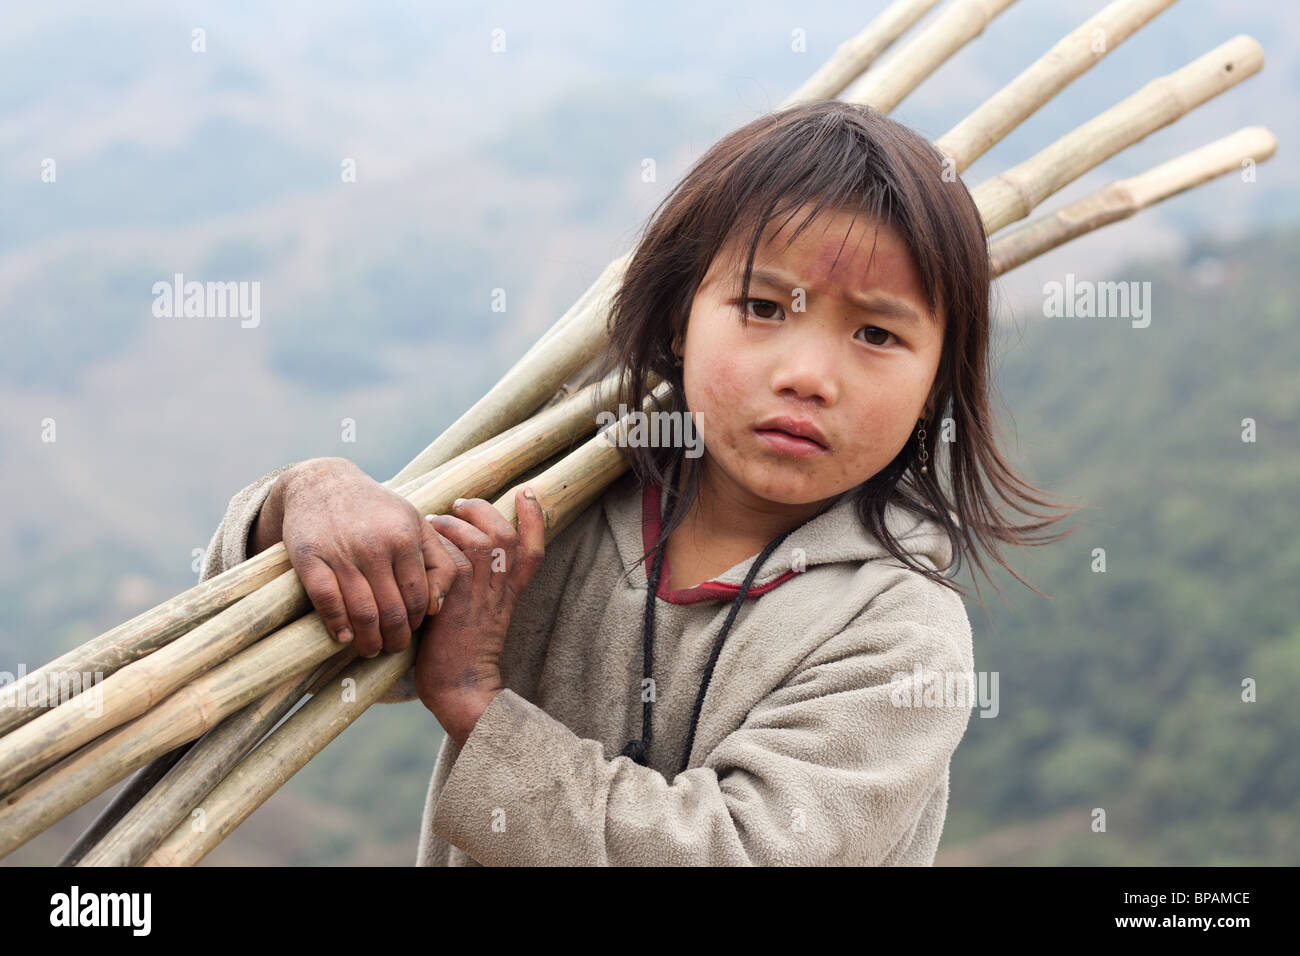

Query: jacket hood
left=601, top=468, right=955, bottom=599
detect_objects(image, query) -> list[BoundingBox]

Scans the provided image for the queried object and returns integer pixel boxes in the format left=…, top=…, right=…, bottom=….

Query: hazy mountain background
left=1, top=0, right=1296, bottom=865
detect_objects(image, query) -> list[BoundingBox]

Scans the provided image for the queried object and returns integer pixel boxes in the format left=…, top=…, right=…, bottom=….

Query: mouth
left=752, top=426, right=829, bottom=458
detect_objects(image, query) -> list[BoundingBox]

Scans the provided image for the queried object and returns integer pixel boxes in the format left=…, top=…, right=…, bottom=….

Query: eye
left=856, top=326, right=899, bottom=348
left=741, top=298, right=785, bottom=321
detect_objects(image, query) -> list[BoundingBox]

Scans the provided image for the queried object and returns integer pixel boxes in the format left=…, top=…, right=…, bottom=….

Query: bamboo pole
left=841, top=0, right=1020, bottom=112
left=935, top=0, right=1182, bottom=173
left=0, top=316, right=628, bottom=740
left=75, top=651, right=355, bottom=867
left=142, top=383, right=676, bottom=866
left=0, top=652, right=325, bottom=860
left=0, top=545, right=288, bottom=738
left=143, top=649, right=416, bottom=867
left=781, top=0, right=944, bottom=106
left=387, top=253, right=631, bottom=487
left=55, top=740, right=193, bottom=867
left=974, top=34, right=1265, bottom=235
left=0, top=384, right=670, bottom=859
left=989, top=126, right=1278, bottom=274
left=58, top=375, right=624, bottom=863
left=0, top=372, right=634, bottom=800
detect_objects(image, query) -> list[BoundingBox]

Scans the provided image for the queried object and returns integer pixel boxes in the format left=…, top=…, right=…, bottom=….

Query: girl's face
left=679, top=205, right=945, bottom=516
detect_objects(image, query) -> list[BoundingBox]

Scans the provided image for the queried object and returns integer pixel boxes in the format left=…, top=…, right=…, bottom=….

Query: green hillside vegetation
left=943, top=226, right=1300, bottom=864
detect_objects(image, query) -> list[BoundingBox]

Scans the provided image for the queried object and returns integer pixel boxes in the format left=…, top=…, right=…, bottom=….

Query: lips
left=752, top=416, right=829, bottom=449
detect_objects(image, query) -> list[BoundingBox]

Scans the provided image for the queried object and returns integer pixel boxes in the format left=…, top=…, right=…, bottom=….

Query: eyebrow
left=746, top=267, right=937, bottom=326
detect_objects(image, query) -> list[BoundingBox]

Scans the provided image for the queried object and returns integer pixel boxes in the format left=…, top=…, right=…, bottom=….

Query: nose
left=770, top=330, right=839, bottom=406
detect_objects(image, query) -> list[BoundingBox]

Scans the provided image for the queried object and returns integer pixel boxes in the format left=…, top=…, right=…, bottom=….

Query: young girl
left=202, top=100, right=1078, bottom=866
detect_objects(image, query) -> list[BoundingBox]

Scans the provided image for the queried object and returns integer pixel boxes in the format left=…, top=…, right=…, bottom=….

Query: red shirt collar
left=640, top=477, right=798, bottom=606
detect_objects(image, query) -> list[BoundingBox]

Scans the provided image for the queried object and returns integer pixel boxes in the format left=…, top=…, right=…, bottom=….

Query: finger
left=507, top=486, right=547, bottom=599
left=448, top=497, right=517, bottom=594
left=419, top=514, right=462, bottom=614
left=426, top=518, right=475, bottom=608
left=291, top=547, right=355, bottom=644
left=358, top=553, right=413, bottom=655
left=335, top=563, right=383, bottom=659
left=393, top=534, right=430, bottom=634
left=434, top=505, right=499, bottom=595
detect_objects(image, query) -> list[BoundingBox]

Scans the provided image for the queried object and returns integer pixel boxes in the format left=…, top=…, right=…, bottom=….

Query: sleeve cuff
left=198, top=462, right=299, bottom=583
left=429, top=688, right=594, bottom=866
left=221, top=462, right=298, bottom=570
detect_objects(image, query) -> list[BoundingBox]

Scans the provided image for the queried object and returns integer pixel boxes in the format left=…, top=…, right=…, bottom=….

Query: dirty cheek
left=689, top=353, right=749, bottom=452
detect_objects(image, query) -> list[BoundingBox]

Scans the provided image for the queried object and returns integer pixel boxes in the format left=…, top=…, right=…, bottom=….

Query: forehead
left=707, top=207, right=940, bottom=326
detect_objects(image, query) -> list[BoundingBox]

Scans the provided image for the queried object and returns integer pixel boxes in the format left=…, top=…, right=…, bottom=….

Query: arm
left=429, top=581, right=975, bottom=866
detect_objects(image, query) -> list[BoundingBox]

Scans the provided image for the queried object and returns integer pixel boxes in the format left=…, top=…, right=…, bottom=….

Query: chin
left=731, top=464, right=830, bottom=506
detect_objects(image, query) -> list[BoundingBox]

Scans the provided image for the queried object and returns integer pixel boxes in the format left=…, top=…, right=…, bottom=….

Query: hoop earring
left=916, top=419, right=929, bottom=475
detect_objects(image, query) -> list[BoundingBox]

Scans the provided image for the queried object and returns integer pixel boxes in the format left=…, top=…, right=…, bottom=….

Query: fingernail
left=424, top=513, right=436, bottom=523
left=337, top=628, right=353, bottom=644
left=452, top=498, right=465, bottom=509
left=436, top=593, right=445, bottom=611
left=523, top=488, right=536, bottom=501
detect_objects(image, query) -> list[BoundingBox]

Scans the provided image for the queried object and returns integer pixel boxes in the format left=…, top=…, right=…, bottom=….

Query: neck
left=669, top=455, right=836, bottom=550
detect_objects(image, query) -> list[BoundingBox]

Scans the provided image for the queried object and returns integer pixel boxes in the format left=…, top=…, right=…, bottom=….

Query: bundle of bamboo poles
left=0, top=0, right=1277, bottom=865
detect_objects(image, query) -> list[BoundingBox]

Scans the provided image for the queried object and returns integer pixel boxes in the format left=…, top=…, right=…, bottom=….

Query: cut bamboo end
left=974, top=34, right=1265, bottom=235
left=989, top=125, right=1278, bottom=275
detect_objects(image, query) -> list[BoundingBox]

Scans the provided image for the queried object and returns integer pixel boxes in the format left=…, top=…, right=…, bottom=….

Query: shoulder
left=803, top=563, right=973, bottom=679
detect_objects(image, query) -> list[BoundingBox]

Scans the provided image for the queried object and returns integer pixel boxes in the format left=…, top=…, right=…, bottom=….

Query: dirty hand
left=414, top=488, right=546, bottom=745
left=277, top=458, right=446, bottom=657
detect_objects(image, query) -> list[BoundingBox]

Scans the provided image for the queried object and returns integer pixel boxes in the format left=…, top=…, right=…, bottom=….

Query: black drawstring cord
left=619, top=515, right=795, bottom=775
left=617, top=535, right=667, bottom=767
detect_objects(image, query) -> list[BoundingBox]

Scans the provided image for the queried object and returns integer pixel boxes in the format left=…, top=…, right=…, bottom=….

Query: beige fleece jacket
left=200, top=461, right=975, bottom=866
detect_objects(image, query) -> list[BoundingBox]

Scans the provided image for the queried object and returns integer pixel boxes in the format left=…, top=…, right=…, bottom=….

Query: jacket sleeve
left=428, top=579, right=975, bottom=865
left=197, top=462, right=302, bottom=585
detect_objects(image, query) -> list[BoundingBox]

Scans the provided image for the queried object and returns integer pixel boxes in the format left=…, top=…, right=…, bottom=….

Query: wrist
left=421, top=687, right=500, bottom=747
left=281, top=457, right=350, bottom=502
left=248, top=467, right=295, bottom=556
